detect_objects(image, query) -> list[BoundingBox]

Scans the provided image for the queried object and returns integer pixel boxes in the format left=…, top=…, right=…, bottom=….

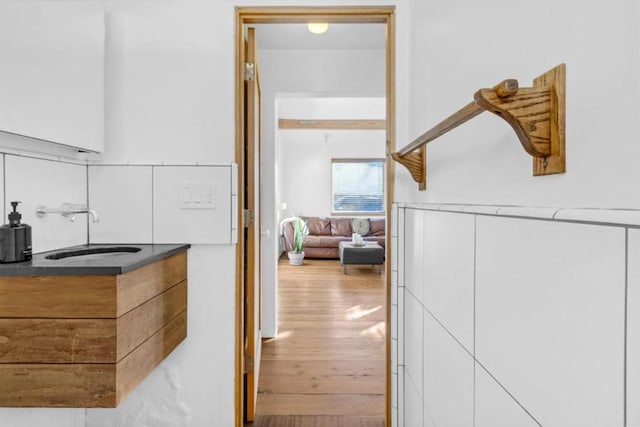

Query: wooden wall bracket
left=391, top=63, right=566, bottom=189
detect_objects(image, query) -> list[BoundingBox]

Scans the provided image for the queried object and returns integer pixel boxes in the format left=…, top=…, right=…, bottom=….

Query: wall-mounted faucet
left=35, top=203, right=99, bottom=223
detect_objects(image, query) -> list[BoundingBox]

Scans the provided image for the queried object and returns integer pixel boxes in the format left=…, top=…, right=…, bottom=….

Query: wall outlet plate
left=180, top=181, right=216, bottom=209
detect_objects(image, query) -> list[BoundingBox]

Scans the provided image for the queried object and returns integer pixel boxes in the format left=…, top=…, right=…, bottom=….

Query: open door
left=243, top=27, right=262, bottom=422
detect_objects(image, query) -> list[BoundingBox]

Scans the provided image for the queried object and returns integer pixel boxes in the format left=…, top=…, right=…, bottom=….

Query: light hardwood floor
left=249, top=257, right=386, bottom=427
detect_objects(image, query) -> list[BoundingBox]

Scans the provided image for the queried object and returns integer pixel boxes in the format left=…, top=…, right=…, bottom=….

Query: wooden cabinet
left=0, top=252, right=187, bottom=407
left=0, top=2, right=104, bottom=152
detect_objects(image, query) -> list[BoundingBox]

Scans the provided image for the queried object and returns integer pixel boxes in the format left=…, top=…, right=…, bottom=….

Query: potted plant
left=287, top=216, right=308, bottom=266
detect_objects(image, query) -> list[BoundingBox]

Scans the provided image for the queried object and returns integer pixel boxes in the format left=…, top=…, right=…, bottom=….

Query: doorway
left=235, top=7, right=396, bottom=427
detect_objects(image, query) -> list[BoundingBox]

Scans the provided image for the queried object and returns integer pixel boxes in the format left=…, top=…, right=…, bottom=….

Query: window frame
left=330, top=158, right=385, bottom=217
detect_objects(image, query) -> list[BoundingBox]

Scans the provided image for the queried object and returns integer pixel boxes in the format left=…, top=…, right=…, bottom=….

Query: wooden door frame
left=234, top=6, right=396, bottom=426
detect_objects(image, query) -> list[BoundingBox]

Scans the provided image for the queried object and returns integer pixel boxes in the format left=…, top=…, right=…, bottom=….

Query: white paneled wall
left=476, top=217, right=624, bottom=426
left=422, top=210, right=474, bottom=352
left=423, top=311, right=473, bottom=427
left=394, top=204, right=632, bottom=427
left=5, top=155, right=87, bottom=253
left=475, top=364, right=539, bottom=427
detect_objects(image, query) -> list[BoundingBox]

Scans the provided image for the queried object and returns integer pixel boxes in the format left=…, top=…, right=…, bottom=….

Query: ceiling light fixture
left=307, top=23, right=329, bottom=34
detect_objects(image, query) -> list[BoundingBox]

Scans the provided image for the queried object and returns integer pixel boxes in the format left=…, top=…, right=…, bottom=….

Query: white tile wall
left=397, top=365, right=405, bottom=427
left=423, top=311, right=473, bottom=427
left=153, top=166, right=232, bottom=244
left=422, top=210, right=475, bottom=352
left=628, top=229, right=640, bottom=425
left=88, top=165, right=152, bottom=243
left=475, top=363, right=539, bottom=427
left=404, top=208, right=424, bottom=303
left=5, top=155, right=87, bottom=253
left=475, top=216, right=625, bottom=426
left=404, top=290, right=423, bottom=399
left=404, top=371, right=423, bottom=427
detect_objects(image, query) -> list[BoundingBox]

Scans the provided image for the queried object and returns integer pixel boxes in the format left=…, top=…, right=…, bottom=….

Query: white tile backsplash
left=628, top=229, right=640, bottom=425
left=423, top=210, right=475, bottom=352
left=423, top=311, right=474, bottom=427
left=153, top=166, right=232, bottom=244
left=88, top=165, right=152, bottom=243
left=475, top=216, right=625, bottom=426
left=5, top=155, right=87, bottom=253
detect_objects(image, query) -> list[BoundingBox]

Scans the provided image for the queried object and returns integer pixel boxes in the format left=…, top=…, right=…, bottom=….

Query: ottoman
left=338, top=241, right=384, bottom=274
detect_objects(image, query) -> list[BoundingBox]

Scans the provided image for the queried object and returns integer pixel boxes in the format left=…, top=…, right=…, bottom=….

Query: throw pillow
left=352, top=218, right=370, bottom=236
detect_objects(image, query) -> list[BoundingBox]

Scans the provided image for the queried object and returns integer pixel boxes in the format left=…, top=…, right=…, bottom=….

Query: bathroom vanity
left=0, top=243, right=189, bottom=407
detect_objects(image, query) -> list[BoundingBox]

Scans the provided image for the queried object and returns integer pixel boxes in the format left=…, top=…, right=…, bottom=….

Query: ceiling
left=252, top=23, right=386, bottom=50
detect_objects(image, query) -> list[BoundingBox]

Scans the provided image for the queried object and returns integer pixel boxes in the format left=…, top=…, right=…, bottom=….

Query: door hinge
left=243, top=209, right=254, bottom=228
left=244, top=62, right=255, bottom=81
left=244, top=355, right=254, bottom=374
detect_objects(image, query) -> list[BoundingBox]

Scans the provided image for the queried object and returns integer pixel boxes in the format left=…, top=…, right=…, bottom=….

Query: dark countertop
left=0, top=243, right=190, bottom=276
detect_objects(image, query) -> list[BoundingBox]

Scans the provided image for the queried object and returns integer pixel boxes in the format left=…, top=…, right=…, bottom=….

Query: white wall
left=277, top=97, right=386, bottom=218
left=401, top=0, right=640, bottom=208
left=394, top=0, right=640, bottom=426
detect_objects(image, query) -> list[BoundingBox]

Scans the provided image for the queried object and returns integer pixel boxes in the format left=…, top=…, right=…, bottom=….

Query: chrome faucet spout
left=87, top=209, right=99, bottom=223
left=36, top=203, right=99, bottom=223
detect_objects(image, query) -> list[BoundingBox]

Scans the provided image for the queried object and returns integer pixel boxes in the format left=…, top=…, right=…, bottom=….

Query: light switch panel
left=181, top=181, right=216, bottom=209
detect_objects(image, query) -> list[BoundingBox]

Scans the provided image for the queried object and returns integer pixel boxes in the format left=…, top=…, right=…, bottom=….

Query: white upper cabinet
left=0, top=1, right=104, bottom=153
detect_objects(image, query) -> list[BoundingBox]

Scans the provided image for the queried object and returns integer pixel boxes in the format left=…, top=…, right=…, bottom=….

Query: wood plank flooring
left=249, top=258, right=385, bottom=427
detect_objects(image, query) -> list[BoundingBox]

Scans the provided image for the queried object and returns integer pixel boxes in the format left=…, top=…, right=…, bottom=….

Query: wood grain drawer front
left=0, top=363, right=116, bottom=407
left=0, top=308, right=187, bottom=407
left=115, top=309, right=187, bottom=405
left=116, top=280, right=187, bottom=361
left=116, top=252, right=187, bottom=316
left=0, top=280, right=187, bottom=364
left=0, top=275, right=117, bottom=318
left=0, top=318, right=116, bottom=363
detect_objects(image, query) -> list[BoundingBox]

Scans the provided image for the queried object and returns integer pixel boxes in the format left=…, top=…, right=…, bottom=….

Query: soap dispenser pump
left=0, top=201, right=32, bottom=263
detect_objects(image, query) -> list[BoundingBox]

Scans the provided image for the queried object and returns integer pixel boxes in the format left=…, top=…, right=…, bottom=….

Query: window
left=331, top=159, right=385, bottom=214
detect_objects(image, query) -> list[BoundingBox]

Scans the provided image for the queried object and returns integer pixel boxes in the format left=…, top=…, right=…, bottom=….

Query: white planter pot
left=288, top=251, right=305, bottom=266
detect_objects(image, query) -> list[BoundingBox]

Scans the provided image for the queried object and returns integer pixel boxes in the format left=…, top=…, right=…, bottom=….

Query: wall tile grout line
left=473, top=214, right=477, bottom=427
left=474, top=359, right=543, bottom=427
left=404, top=206, right=640, bottom=230
left=411, top=286, right=473, bottom=359
left=151, top=166, right=155, bottom=244
left=85, top=165, right=90, bottom=244
left=624, top=227, right=629, bottom=427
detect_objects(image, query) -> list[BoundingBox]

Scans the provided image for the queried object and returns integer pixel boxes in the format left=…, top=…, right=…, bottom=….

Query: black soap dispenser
left=0, top=201, right=32, bottom=263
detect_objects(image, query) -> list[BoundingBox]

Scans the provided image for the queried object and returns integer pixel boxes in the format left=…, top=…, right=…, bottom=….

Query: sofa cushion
left=351, top=218, right=370, bottom=236
left=305, top=217, right=331, bottom=236
left=331, top=218, right=353, bottom=236
left=305, top=235, right=350, bottom=248
left=369, top=218, right=385, bottom=236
